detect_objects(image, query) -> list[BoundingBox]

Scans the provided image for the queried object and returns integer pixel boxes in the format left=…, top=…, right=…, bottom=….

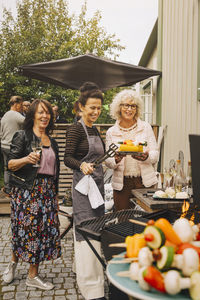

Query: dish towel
left=75, top=175, right=104, bottom=209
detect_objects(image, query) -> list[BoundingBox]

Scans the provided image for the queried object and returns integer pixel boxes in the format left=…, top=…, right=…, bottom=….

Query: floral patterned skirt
left=10, top=177, right=61, bottom=264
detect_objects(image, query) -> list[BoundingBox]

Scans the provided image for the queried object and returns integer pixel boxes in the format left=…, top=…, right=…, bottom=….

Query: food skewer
left=112, top=254, right=125, bottom=258
left=109, top=243, right=126, bottom=247
left=117, top=262, right=140, bottom=280
left=129, top=219, right=147, bottom=226
left=129, top=218, right=182, bottom=246
left=108, top=257, right=138, bottom=264
left=109, top=216, right=200, bottom=300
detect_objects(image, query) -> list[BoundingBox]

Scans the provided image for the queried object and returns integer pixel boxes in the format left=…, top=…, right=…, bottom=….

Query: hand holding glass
left=31, top=140, right=42, bottom=167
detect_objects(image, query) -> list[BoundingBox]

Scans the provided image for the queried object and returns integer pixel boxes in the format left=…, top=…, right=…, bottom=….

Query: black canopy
left=19, top=54, right=161, bottom=91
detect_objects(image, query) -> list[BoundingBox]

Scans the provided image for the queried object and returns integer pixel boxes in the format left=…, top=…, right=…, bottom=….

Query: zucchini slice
left=144, top=225, right=165, bottom=249
left=189, top=271, right=200, bottom=300
left=157, top=246, right=174, bottom=270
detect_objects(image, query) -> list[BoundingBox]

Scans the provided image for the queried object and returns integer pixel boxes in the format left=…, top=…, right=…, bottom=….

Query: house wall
left=140, top=48, right=158, bottom=124
left=161, top=0, right=200, bottom=172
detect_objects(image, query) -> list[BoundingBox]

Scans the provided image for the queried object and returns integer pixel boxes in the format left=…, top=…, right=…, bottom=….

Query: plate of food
left=107, top=255, right=192, bottom=300
left=117, top=140, right=147, bottom=153
left=107, top=216, right=200, bottom=300
left=152, top=189, right=190, bottom=201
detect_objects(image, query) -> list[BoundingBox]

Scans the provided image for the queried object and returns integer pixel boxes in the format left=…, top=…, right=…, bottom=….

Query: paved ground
left=0, top=214, right=109, bottom=300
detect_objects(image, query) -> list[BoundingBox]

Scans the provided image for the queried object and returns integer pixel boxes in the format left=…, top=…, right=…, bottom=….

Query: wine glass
left=163, top=168, right=172, bottom=188
left=31, top=138, right=42, bottom=167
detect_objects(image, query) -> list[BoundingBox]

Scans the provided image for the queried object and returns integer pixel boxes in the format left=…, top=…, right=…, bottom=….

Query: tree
left=0, top=0, right=124, bottom=122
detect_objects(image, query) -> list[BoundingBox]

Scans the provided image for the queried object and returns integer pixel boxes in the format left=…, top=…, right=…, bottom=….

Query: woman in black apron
left=64, top=82, right=106, bottom=300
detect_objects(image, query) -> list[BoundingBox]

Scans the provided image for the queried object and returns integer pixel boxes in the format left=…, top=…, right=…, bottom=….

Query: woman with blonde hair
left=105, top=89, right=159, bottom=211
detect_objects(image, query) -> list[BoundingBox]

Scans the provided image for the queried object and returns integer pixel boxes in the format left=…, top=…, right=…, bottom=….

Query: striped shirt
left=64, top=122, right=104, bottom=170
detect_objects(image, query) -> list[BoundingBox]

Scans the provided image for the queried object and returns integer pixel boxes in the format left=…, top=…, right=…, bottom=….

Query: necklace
left=118, top=123, right=137, bottom=132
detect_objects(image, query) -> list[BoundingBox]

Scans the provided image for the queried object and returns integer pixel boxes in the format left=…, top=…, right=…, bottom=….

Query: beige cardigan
left=105, top=119, right=159, bottom=190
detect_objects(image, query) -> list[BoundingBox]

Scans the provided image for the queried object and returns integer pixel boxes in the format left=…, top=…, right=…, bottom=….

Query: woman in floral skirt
left=2, top=99, right=61, bottom=290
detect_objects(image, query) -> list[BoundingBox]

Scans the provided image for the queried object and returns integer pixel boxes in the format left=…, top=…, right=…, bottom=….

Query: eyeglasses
left=120, top=103, right=137, bottom=110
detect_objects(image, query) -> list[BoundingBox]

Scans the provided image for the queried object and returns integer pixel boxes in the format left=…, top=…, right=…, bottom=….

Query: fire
left=180, top=200, right=194, bottom=225
left=181, top=200, right=190, bottom=218
left=189, top=213, right=195, bottom=226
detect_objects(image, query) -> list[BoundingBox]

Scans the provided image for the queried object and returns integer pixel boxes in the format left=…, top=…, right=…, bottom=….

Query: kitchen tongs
left=93, top=143, right=118, bottom=167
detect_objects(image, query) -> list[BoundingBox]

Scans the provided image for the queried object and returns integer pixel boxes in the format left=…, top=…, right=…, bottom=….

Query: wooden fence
left=52, top=123, right=159, bottom=198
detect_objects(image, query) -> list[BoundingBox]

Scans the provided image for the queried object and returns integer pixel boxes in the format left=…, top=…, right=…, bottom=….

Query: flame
left=180, top=200, right=195, bottom=225
left=181, top=200, right=190, bottom=218
left=189, top=213, right=195, bottom=226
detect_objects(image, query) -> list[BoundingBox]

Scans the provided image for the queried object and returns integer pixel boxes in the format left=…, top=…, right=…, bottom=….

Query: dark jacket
left=8, top=130, right=60, bottom=193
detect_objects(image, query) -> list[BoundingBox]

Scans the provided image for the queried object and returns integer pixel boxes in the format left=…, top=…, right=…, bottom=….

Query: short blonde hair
left=109, top=89, right=143, bottom=120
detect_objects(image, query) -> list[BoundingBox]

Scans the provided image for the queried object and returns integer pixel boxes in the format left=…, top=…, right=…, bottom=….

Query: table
left=131, top=188, right=192, bottom=212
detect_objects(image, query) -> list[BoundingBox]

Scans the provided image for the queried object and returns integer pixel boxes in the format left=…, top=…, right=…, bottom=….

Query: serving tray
left=152, top=195, right=189, bottom=201
left=117, top=151, right=143, bottom=156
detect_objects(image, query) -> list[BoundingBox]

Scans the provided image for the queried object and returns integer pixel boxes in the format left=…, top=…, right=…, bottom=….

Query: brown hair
left=23, top=99, right=54, bottom=135
left=78, top=82, right=104, bottom=106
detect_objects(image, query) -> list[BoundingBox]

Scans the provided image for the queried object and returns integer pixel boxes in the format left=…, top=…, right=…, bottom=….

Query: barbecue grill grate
left=105, top=220, right=146, bottom=237
left=77, top=208, right=200, bottom=242
left=77, top=209, right=149, bottom=239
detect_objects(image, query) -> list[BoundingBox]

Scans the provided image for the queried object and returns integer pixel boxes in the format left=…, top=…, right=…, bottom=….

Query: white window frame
left=140, top=79, right=153, bottom=124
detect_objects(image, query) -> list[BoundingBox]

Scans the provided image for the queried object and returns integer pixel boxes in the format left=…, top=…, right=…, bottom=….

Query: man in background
left=52, top=104, right=66, bottom=123
left=22, top=100, right=31, bottom=116
left=0, top=96, right=25, bottom=195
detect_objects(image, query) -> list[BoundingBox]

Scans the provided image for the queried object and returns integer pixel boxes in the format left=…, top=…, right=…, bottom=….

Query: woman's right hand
left=115, top=152, right=125, bottom=164
left=8, top=152, right=40, bottom=171
left=80, top=162, right=94, bottom=175
left=27, top=152, right=41, bottom=165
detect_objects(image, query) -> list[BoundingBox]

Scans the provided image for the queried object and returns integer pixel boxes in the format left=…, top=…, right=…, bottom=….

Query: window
left=140, top=79, right=153, bottom=123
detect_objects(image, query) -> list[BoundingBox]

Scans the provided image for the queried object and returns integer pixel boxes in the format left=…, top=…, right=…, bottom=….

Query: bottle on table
left=174, top=159, right=185, bottom=193
left=186, top=160, right=193, bottom=197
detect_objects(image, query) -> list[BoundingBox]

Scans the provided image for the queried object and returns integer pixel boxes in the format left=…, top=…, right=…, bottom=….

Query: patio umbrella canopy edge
left=19, top=53, right=162, bottom=91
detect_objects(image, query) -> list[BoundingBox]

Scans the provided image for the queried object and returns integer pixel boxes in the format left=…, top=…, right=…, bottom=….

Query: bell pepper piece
left=154, top=218, right=182, bottom=246
left=143, top=266, right=166, bottom=293
left=176, top=242, right=200, bottom=257
left=196, top=232, right=200, bottom=241
left=125, top=233, right=146, bottom=258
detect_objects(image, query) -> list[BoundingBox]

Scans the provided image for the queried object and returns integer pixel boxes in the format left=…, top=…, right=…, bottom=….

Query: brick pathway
left=0, top=215, right=109, bottom=300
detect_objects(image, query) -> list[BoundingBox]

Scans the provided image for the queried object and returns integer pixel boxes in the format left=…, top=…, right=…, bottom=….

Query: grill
left=76, top=209, right=149, bottom=241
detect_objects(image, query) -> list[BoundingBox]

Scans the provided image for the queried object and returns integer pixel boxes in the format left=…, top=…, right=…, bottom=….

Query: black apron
left=72, top=119, right=105, bottom=241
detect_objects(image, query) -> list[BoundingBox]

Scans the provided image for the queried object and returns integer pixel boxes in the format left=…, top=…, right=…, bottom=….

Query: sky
left=0, top=0, right=158, bottom=65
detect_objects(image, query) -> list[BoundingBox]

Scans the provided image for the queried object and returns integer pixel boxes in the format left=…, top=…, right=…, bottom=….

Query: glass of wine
left=31, top=138, right=42, bottom=167
left=163, top=167, right=172, bottom=188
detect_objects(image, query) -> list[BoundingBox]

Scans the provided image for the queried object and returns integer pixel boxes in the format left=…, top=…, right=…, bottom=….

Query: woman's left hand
left=131, top=151, right=149, bottom=161
left=80, top=162, right=94, bottom=175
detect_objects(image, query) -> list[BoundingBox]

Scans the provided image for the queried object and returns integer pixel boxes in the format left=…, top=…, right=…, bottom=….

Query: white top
left=120, top=125, right=141, bottom=177
left=105, top=118, right=159, bottom=190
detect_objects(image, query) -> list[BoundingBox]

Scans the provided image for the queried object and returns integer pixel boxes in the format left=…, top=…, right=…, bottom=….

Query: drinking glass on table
left=163, top=168, right=172, bottom=188
left=31, top=138, right=42, bottom=167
